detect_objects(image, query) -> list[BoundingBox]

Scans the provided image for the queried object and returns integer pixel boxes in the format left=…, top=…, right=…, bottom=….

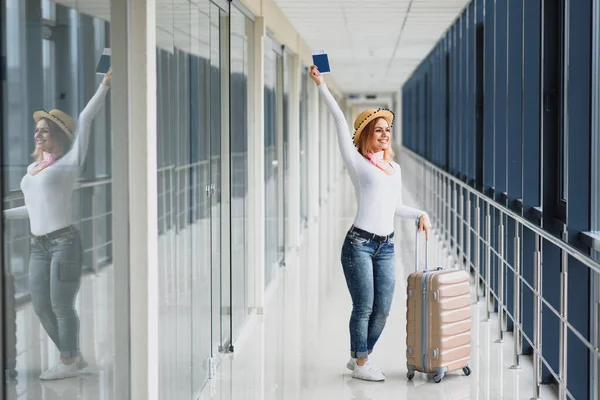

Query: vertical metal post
left=459, top=188, right=464, bottom=269
left=452, top=182, right=458, bottom=258
left=92, top=192, right=98, bottom=274
left=531, top=233, right=542, bottom=400
left=439, top=172, right=443, bottom=243
left=475, top=200, right=481, bottom=303
left=559, top=227, right=569, bottom=400
left=510, top=222, right=522, bottom=369
left=428, top=167, right=431, bottom=212
left=496, top=215, right=505, bottom=342
left=426, top=167, right=429, bottom=218
left=445, top=177, right=449, bottom=244
left=591, top=0, right=600, bottom=390
left=594, top=295, right=599, bottom=400
left=466, top=195, right=472, bottom=273
left=485, top=202, right=491, bottom=321
left=438, top=171, right=441, bottom=225
left=429, top=167, right=433, bottom=215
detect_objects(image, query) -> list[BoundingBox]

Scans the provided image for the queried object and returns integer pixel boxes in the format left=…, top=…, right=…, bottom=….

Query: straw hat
left=352, top=108, right=395, bottom=146
left=33, top=109, right=76, bottom=140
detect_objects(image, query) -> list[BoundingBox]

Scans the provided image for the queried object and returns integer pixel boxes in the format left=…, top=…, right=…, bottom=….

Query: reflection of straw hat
left=33, top=110, right=76, bottom=140
left=352, top=108, right=395, bottom=146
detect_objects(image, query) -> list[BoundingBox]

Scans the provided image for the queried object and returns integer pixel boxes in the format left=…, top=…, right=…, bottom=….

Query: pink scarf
left=37, top=152, right=57, bottom=171
left=366, top=151, right=390, bottom=172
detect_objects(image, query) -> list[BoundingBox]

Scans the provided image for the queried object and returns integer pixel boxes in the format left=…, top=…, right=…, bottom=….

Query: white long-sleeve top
left=4, top=83, right=110, bottom=236
left=318, top=83, right=424, bottom=236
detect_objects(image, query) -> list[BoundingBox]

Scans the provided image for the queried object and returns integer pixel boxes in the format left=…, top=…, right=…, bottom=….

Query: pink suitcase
left=405, top=229, right=473, bottom=383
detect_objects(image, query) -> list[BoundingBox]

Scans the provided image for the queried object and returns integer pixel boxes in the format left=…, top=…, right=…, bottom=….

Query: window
left=2, top=0, right=121, bottom=397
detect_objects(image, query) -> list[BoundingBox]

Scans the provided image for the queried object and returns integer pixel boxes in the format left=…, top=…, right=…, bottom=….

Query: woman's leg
left=28, top=239, right=61, bottom=349
left=48, top=233, right=83, bottom=360
left=367, top=241, right=396, bottom=353
left=340, top=235, right=375, bottom=361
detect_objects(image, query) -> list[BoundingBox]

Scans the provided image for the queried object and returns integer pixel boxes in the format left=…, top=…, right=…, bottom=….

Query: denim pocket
left=57, top=259, right=82, bottom=282
left=348, top=233, right=369, bottom=247
left=52, top=233, right=75, bottom=246
left=50, top=232, right=82, bottom=282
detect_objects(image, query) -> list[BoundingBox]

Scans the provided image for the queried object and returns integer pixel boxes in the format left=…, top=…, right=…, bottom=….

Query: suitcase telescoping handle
left=414, top=220, right=428, bottom=272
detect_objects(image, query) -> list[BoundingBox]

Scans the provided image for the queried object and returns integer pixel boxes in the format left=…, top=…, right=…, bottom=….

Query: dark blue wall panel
left=467, top=2, right=475, bottom=183
left=565, top=1, right=592, bottom=398
left=494, top=0, right=507, bottom=199
left=520, top=0, right=542, bottom=356
left=504, top=0, right=523, bottom=332
left=483, top=0, right=495, bottom=195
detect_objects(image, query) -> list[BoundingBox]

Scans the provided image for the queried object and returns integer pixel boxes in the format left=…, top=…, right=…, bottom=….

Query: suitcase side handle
left=415, top=222, right=429, bottom=272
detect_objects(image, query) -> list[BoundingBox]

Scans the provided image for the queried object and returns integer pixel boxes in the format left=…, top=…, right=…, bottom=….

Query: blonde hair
left=31, top=118, right=72, bottom=162
left=356, top=117, right=395, bottom=161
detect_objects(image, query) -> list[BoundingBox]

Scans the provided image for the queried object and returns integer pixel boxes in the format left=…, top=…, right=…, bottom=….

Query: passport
left=96, top=48, right=111, bottom=74
left=312, top=50, right=331, bottom=74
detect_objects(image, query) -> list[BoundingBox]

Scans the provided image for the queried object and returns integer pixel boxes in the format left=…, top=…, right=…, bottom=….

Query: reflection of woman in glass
left=3, top=70, right=111, bottom=380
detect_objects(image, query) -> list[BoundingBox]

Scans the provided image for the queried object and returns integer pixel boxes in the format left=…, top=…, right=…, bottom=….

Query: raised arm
left=61, top=70, right=111, bottom=168
left=3, top=206, right=29, bottom=220
left=310, top=66, right=360, bottom=168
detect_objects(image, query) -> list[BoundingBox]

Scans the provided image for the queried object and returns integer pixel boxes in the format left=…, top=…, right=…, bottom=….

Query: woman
left=3, top=69, right=112, bottom=380
left=309, top=65, right=430, bottom=382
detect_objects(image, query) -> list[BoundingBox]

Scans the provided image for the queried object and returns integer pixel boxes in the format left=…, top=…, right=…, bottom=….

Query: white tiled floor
left=199, top=175, right=559, bottom=400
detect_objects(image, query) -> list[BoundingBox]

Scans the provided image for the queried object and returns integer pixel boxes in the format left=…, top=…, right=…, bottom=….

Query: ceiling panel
left=275, top=0, right=470, bottom=94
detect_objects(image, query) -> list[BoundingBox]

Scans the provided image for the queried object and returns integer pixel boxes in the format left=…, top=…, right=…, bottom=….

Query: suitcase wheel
left=462, top=366, right=472, bottom=376
left=406, top=371, right=415, bottom=381
left=433, top=373, right=443, bottom=384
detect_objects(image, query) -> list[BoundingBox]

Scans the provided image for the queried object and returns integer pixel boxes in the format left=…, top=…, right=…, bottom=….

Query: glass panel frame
left=592, top=0, right=600, bottom=241
left=187, top=0, right=213, bottom=394
left=591, top=1, right=600, bottom=398
left=229, top=3, right=253, bottom=342
left=263, top=34, right=280, bottom=287
left=275, top=51, right=285, bottom=264
left=0, top=0, right=6, bottom=395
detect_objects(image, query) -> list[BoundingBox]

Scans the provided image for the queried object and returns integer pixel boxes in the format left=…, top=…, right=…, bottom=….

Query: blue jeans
left=341, top=229, right=396, bottom=359
left=29, top=227, right=82, bottom=358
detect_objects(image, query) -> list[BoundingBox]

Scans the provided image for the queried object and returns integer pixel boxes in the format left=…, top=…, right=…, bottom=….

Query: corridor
left=2, top=0, right=599, bottom=399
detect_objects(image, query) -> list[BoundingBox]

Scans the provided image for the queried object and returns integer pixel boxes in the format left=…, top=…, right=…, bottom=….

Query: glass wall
left=230, top=6, right=253, bottom=340
left=155, top=0, right=231, bottom=397
left=1, top=0, right=123, bottom=398
left=263, top=35, right=284, bottom=286
left=282, top=51, right=291, bottom=237
left=155, top=0, right=256, bottom=396
left=299, top=66, right=309, bottom=227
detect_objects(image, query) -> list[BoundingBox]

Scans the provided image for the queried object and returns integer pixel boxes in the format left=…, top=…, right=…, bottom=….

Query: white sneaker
left=351, top=360, right=385, bottom=382
left=78, top=356, right=88, bottom=370
left=347, top=358, right=384, bottom=374
left=40, top=356, right=82, bottom=380
left=346, top=358, right=357, bottom=371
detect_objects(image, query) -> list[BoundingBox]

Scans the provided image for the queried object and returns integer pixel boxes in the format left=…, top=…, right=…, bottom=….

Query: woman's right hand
left=309, top=65, right=324, bottom=85
left=418, top=213, right=431, bottom=241
left=102, top=68, right=112, bottom=86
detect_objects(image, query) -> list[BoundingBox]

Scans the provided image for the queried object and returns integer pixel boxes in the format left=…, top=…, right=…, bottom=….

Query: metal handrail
left=402, top=148, right=600, bottom=274
left=3, top=177, right=112, bottom=202
left=400, top=147, right=600, bottom=400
